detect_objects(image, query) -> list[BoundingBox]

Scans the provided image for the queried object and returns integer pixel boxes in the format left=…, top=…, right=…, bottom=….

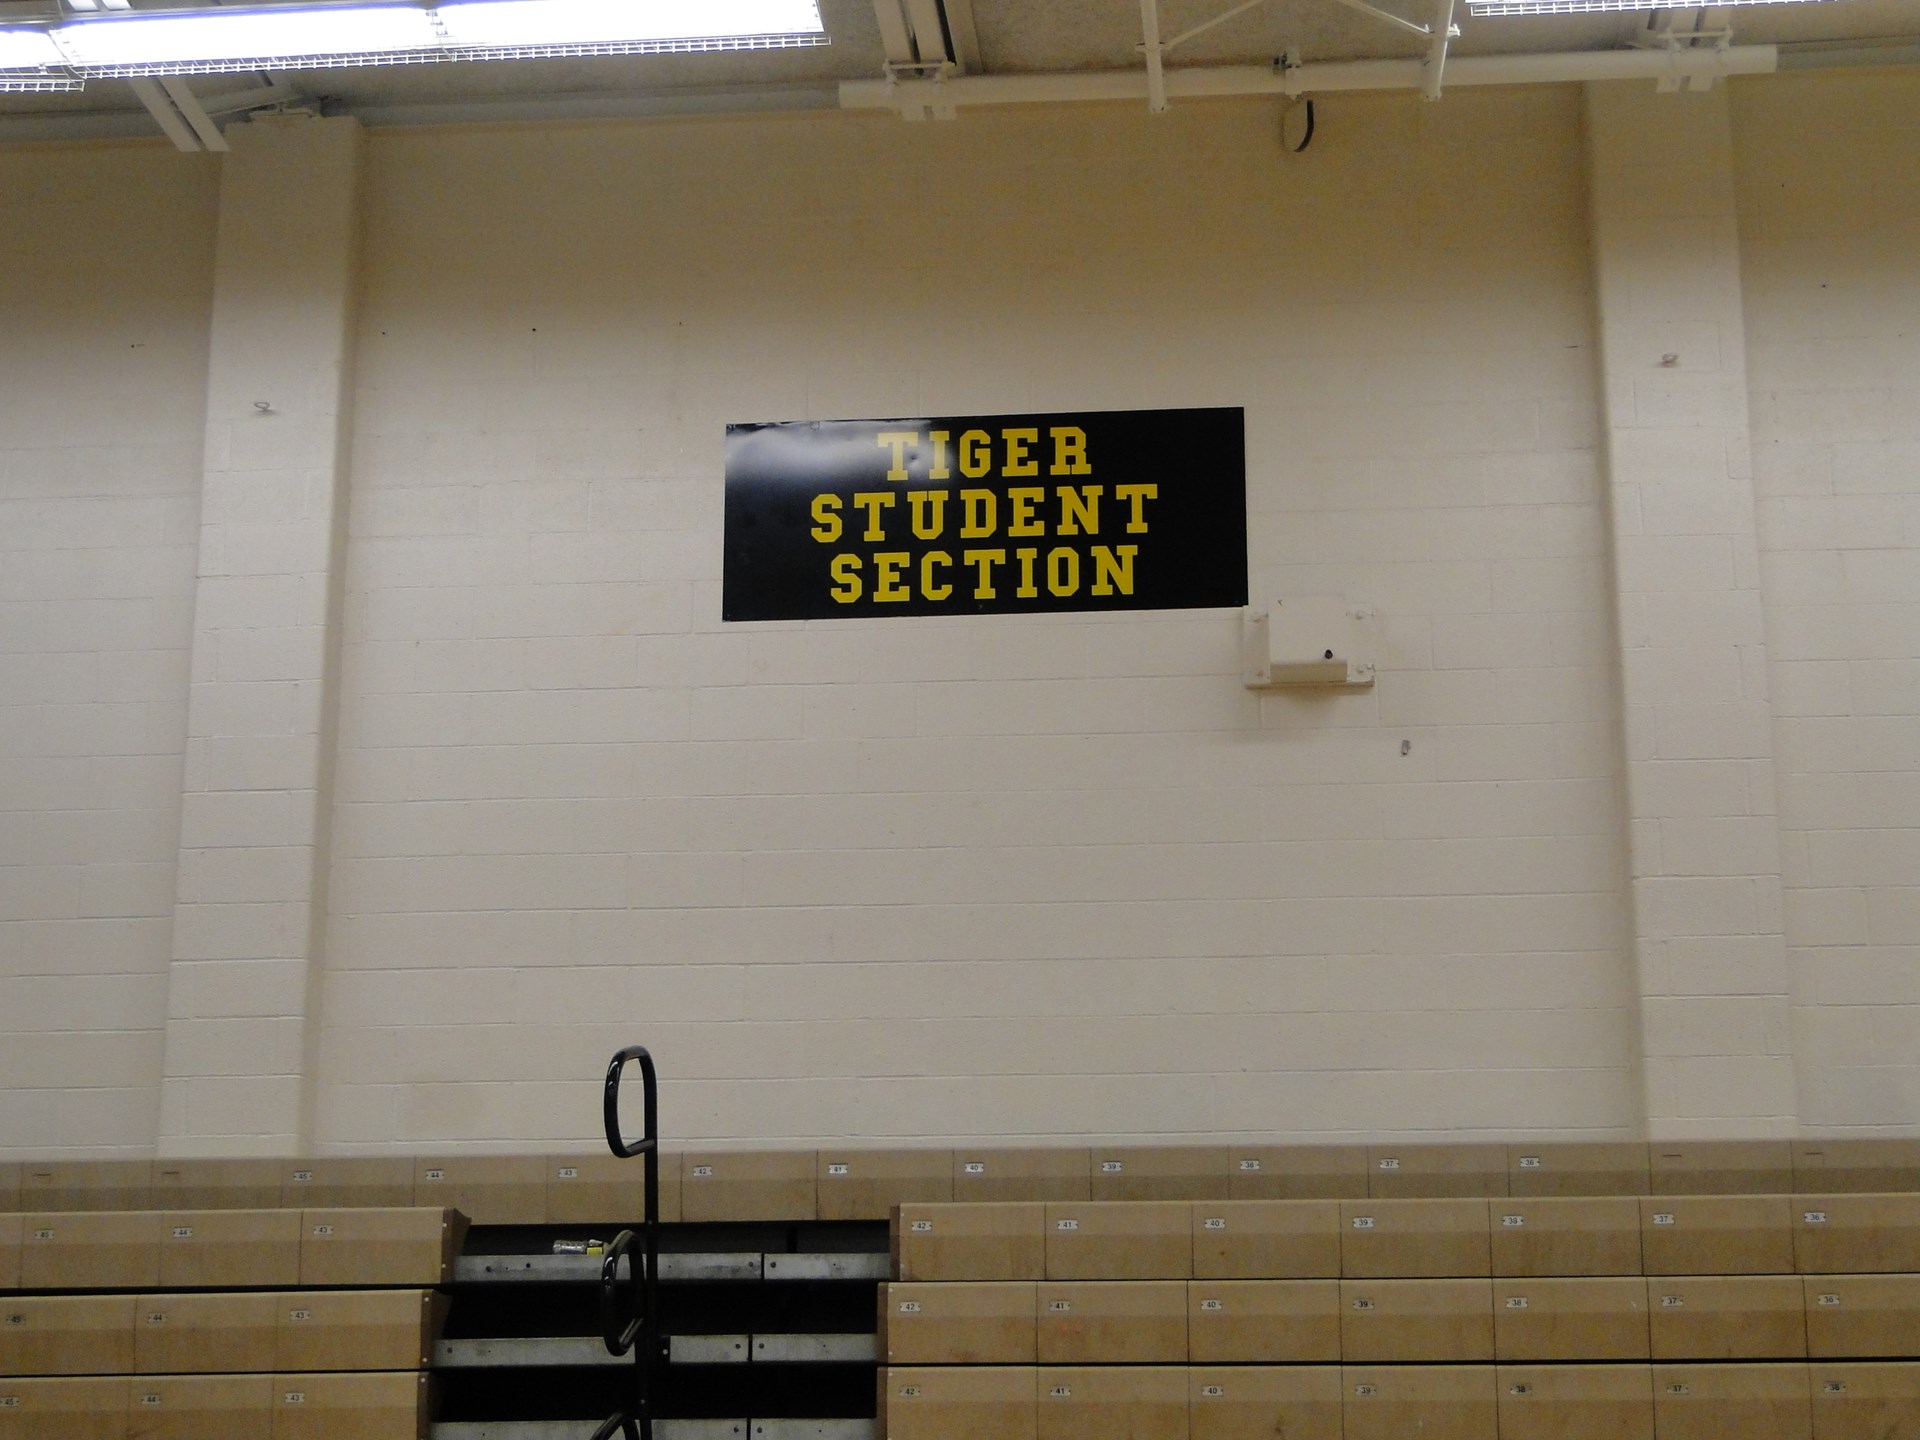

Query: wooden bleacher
left=876, top=1139, right=1920, bottom=1440
left=0, top=1201, right=460, bottom=1439
left=7, top=1139, right=1920, bottom=1437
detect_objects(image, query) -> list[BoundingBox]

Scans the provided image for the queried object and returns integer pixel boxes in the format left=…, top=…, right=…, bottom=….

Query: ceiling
left=1, top=0, right=1916, bottom=141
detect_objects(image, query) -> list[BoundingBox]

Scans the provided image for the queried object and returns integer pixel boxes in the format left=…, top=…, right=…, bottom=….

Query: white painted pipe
left=840, top=44, right=1779, bottom=113
left=1139, top=0, right=1168, bottom=113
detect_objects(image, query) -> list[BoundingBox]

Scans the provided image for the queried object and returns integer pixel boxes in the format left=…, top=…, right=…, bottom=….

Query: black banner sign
left=721, top=406, right=1246, bottom=621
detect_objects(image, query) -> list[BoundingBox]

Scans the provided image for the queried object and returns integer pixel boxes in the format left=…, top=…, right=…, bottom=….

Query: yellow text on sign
left=827, top=545, right=1140, bottom=604
left=875, top=427, right=1093, bottom=482
left=809, top=484, right=1157, bottom=545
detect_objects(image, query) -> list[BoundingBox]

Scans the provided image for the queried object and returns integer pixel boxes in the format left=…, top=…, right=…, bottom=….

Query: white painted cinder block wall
left=320, top=87, right=1639, bottom=1149
left=1734, top=72, right=1920, bottom=1128
left=0, top=72, right=1913, bottom=1156
left=0, top=146, right=219, bottom=1152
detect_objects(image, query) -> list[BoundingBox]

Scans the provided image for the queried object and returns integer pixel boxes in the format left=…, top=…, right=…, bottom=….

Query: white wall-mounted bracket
left=1243, top=597, right=1377, bottom=689
left=883, top=59, right=957, bottom=118
left=1635, top=18, right=1736, bottom=92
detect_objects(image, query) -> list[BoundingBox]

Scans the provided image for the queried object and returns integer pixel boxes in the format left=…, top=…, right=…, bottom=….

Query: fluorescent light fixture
left=439, top=0, right=827, bottom=54
left=1470, top=0, right=1838, bottom=12
left=51, top=4, right=447, bottom=76
left=12, top=0, right=828, bottom=83
left=0, top=26, right=62, bottom=68
left=0, top=26, right=81, bottom=88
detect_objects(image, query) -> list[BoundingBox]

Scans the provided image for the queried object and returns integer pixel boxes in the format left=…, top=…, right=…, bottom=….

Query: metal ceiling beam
left=1422, top=0, right=1458, bottom=97
left=1326, top=0, right=1437, bottom=40
left=1139, top=0, right=1168, bottom=111
left=843, top=42, right=1780, bottom=114
left=869, top=0, right=916, bottom=64
left=901, top=0, right=950, bottom=65
left=1160, top=0, right=1272, bottom=51
left=161, top=75, right=229, bottom=149
left=941, top=0, right=982, bottom=73
left=127, top=76, right=202, bottom=151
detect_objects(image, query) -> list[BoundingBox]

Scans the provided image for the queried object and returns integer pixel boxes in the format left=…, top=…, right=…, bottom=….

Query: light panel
left=0, top=26, right=63, bottom=68
left=51, top=5, right=446, bottom=75
left=438, top=0, right=826, bottom=49
left=1470, top=0, right=1839, bottom=12
left=0, top=23, right=81, bottom=87
left=22, top=1, right=827, bottom=82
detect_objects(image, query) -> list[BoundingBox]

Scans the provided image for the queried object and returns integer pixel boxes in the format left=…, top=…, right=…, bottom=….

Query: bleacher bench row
left=877, top=1362, right=1919, bottom=1440
left=6, top=1137, right=1920, bottom=1224
left=879, top=1275, right=1920, bottom=1364
left=3, top=1289, right=444, bottom=1375
left=0, top=1371, right=428, bottom=1439
left=891, top=1195, right=1920, bottom=1280
left=0, top=1209, right=465, bottom=1292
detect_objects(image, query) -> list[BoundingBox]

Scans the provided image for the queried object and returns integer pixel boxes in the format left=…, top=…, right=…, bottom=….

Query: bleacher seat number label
left=284, top=1393, right=305, bottom=1405
left=693, top=1166, right=714, bottom=1177
left=1056, top=1219, right=1079, bottom=1231
left=1351, top=1217, right=1375, bottom=1229
left=1377, top=1158, right=1400, bottom=1170
left=1508, top=1384, right=1533, bottom=1396
left=32, top=1230, right=52, bottom=1241
left=1660, top=1296, right=1683, bottom=1308
left=898, top=1387, right=920, bottom=1399
left=0, top=1397, right=16, bottom=1407
left=141, top=1395, right=160, bottom=1406
left=1239, top=1159, right=1261, bottom=1171
left=290, top=1310, right=312, bottom=1322
left=898, top=1301, right=921, bottom=1313
left=312, top=1225, right=333, bottom=1237
left=1518, top=1156, right=1542, bottom=1169
left=558, top=1168, right=578, bottom=1179
left=827, top=1164, right=849, bottom=1176
left=292, top=1170, right=312, bottom=1182
left=1817, top=1294, right=1841, bottom=1307
left=1201, top=1385, right=1225, bottom=1397
left=910, top=1220, right=933, bottom=1232
left=172, top=1227, right=193, bottom=1239
left=1804, top=1212, right=1827, bottom=1224
left=1049, top=1387, right=1072, bottom=1398
left=1203, top=1218, right=1226, bottom=1230
left=5, top=1315, right=22, bottom=1326
left=1351, top=1298, right=1375, bottom=1311
left=1652, top=1214, right=1675, bottom=1226
left=1048, top=1300, right=1073, bottom=1311
left=1501, top=1215, right=1524, bottom=1227
left=1666, top=1385, right=1690, bottom=1396
left=1100, top=1162, right=1123, bottom=1172
left=1823, top=1382, right=1846, bottom=1394
left=145, top=1314, right=165, bottom=1325
left=425, top=1169, right=445, bottom=1181
left=1505, top=1298, right=1529, bottom=1309
left=1201, top=1299, right=1224, bottom=1311
left=1353, top=1384, right=1377, bottom=1397
left=963, top=1163, right=985, bottom=1174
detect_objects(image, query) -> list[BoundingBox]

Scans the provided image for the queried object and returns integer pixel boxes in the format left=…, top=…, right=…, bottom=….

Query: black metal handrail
left=600, top=1229, right=642, bottom=1356
left=599, top=1044, right=662, bottom=1440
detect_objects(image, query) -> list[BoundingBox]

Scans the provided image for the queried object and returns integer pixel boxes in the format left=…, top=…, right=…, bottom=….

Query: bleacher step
left=432, top=1422, right=873, bottom=1440
left=452, top=1253, right=887, bottom=1284
left=437, top=1334, right=878, bottom=1368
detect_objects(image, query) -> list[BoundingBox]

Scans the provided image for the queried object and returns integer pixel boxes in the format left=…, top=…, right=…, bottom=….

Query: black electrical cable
left=1287, top=97, right=1316, bottom=153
